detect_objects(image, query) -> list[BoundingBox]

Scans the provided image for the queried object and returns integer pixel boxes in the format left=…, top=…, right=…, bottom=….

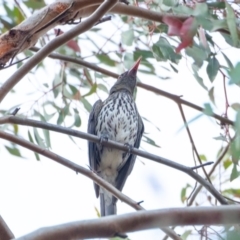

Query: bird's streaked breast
left=96, top=92, right=138, bottom=146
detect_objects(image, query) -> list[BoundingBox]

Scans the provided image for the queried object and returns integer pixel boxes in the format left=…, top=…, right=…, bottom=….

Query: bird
left=87, top=58, right=144, bottom=216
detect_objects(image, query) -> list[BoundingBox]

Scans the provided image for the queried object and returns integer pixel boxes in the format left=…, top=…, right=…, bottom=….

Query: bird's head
left=110, top=57, right=141, bottom=95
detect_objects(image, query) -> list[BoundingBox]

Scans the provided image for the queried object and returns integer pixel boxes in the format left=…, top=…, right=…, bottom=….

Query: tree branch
left=178, top=103, right=212, bottom=183
left=187, top=143, right=230, bottom=206
left=0, top=128, right=180, bottom=240
left=15, top=206, right=240, bottom=240
left=0, top=115, right=228, bottom=205
left=30, top=47, right=234, bottom=127
left=0, top=0, right=118, bottom=104
left=0, top=215, right=14, bottom=240
left=0, top=0, right=189, bottom=67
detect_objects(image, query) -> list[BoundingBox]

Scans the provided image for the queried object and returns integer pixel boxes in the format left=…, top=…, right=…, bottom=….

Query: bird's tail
left=100, top=193, right=116, bottom=216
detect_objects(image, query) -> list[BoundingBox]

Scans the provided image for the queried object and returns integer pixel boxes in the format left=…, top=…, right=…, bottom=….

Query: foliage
left=1, top=0, right=240, bottom=239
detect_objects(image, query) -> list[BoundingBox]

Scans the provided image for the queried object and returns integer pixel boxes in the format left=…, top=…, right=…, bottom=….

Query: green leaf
left=226, top=2, right=239, bottom=47
left=33, top=128, right=46, bottom=149
left=208, top=87, right=215, bottom=105
left=230, top=136, right=240, bottom=164
left=193, top=3, right=208, bottom=17
left=163, top=0, right=178, bottom=7
left=96, top=54, right=116, bottom=67
left=52, top=75, right=62, bottom=98
left=186, top=44, right=208, bottom=68
left=225, top=229, right=240, bottom=240
left=206, top=56, right=219, bottom=82
left=142, top=117, right=161, bottom=132
left=57, top=105, right=69, bottom=125
left=134, top=50, right=153, bottom=60
left=181, top=230, right=192, bottom=240
left=203, top=103, right=213, bottom=116
left=24, top=0, right=46, bottom=9
left=220, top=31, right=239, bottom=47
left=82, top=83, right=97, bottom=98
left=223, top=159, right=232, bottom=169
left=73, top=109, right=81, bottom=127
left=28, top=130, right=40, bottom=160
left=192, top=65, right=208, bottom=90
left=5, top=146, right=22, bottom=157
left=223, top=188, right=240, bottom=198
left=234, top=110, right=240, bottom=133
left=230, top=164, right=240, bottom=181
left=170, top=63, right=178, bottom=73
left=173, top=4, right=194, bottom=15
left=222, top=52, right=234, bottom=69
left=142, top=135, right=160, bottom=148
left=152, top=37, right=181, bottom=64
left=81, top=98, right=92, bottom=112
left=199, top=154, right=207, bottom=161
left=177, top=113, right=203, bottom=133
left=43, top=108, right=55, bottom=121
left=231, top=103, right=240, bottom=111
left=97, top=83, right=108, bottom=93
left=207, top=1, right=225, bottom=9
left=42, top=129, right=51, bottom=149
left=180, top=184, right=191, bottom=203
left=68, top=84, right=78, bottom=96
left=229, top=62, right=240, bottom=85
left=213, top=134, right=228, bottom=142
left=13, top=124, right=18, bottom=135
left=152, top=44, right=164, bottom=61
left=121, top=29, right=134, bottom=46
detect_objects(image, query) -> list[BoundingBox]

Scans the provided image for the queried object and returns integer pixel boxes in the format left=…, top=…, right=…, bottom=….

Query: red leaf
left=163, top=16, right=182, bottom=36
left=176, top=40, right=192, bottom=53
left=54, top=28, right=81, bottom=53
left=163, top=17, right=198, bottom=53
left=176, top=17, right=198, bottom=53
left=67, top=39, right=81, bottom=52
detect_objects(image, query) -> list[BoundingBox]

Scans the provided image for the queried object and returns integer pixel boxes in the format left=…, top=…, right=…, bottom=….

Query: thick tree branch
left=0, top=215, right=14, bottom=240
left=15, top=206, right=240, bottom=240
left=30, top=47, right=234, bottom=127
left=0, top=0, right=189, bottom=67
left=0, top=130, right=138, bottom=209
left=0, top=116, right=228, bottom=205
left=0, top=0, right=118, bottom=104
left=0, top=129, right=180, bottom=240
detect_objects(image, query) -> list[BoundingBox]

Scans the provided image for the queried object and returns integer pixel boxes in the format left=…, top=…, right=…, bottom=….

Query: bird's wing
left=87, top=99, right=103, bottom=198
left=115, top=112, right=144, bottom=194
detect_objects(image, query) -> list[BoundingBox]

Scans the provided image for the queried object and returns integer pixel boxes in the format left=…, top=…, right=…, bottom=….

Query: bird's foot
left=124, top=143, right=133, bottom=155
left=99, top=135, right=109, bottom=147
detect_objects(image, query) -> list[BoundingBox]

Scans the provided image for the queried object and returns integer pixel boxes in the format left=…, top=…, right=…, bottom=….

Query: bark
left=0, top=0, right=187, bottom=67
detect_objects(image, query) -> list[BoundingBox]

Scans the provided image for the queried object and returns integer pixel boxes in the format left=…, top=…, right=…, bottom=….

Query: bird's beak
left=128, top=57, right=141, bottom=76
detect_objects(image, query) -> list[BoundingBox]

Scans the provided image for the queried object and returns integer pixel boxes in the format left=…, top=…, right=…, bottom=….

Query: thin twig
left=30, top=47, right=234, bottom=127
left=187, top=144, right=230, bottom=206
left=95, top=15, right=112, bottom=25
left=178, top=103, right=212, bottom=184
left=1, top=56, right=30, bottom=70
left=0, top=115, right=228, bottom=205
left=191, top=162, right=214, bottom=170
